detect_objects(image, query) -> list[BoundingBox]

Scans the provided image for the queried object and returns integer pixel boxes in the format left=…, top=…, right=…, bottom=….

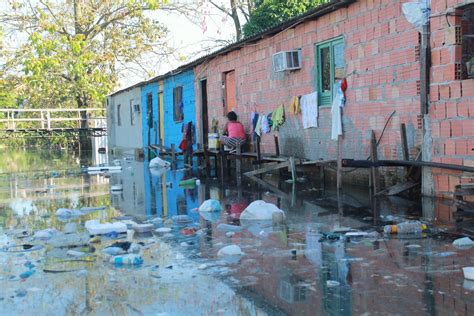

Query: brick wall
left=195, top=0, right=422, bottom=185
left=430, top=0, right=474, bottom=197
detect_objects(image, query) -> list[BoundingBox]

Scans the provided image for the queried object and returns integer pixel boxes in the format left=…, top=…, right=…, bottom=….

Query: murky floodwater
left=1, top=148, right=473, bottom=315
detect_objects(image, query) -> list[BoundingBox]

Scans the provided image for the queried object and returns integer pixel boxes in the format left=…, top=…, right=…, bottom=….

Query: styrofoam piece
left=149, top=157, right=171, bottom=169
left=155, top=227, right=172, bottom=234
left=453, top=237, right=474, bottom=249
left=240, top=200, right=285, bottom=221
left=132, top=223, right=154, bottom=233
left=85, top=220, right=127, bottom=235
left=217, top=245, right=243, bottom=257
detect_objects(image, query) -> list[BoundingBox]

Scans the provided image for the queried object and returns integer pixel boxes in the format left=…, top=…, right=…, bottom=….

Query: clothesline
left=248, top=79, right=347, bottom=141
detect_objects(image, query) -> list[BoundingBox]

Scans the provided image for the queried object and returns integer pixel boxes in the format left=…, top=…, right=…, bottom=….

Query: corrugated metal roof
left=108, top=0, right=355, bottom=97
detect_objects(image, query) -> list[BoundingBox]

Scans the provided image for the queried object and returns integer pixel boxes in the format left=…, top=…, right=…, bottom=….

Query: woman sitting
left=220, top=111, right=246, bottom=151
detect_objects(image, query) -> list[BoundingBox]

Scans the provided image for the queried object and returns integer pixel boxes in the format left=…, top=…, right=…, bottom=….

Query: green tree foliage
left=1, top=0, right=170, bottom=110
left=243, top=0, right=327, bottom=38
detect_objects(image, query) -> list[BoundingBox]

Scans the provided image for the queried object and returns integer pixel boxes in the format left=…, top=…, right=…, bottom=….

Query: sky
left=1, top=0, right=237, bottom=90
left=118, top=1, right=237, bottom=89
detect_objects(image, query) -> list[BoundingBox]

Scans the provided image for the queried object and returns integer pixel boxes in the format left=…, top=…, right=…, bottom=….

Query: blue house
left=162, top=69, right=196, bottom=150
left=140, top=67, right=196, bottom=158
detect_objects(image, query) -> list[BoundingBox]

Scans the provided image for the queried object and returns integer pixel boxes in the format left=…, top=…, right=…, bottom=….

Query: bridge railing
left=0, top=108, right=106, bottom=130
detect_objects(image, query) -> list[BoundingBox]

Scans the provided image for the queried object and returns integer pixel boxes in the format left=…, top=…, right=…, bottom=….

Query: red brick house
left=189, top=0, right=473, bottom=197
left=427, top=0, right=474, bottom=197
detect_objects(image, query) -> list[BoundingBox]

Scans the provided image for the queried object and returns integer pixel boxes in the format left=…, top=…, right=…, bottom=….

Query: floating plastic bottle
left=110, top=254, right=143, bottom=266
left=384, top=221, right=428, bottom=234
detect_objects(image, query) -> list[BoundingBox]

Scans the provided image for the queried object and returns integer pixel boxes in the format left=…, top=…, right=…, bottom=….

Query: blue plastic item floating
left=20, top=269, right=35, bottom=279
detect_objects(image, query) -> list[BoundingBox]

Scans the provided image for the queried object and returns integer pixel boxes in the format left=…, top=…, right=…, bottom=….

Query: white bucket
left=208, top=133, right=219, bottom=149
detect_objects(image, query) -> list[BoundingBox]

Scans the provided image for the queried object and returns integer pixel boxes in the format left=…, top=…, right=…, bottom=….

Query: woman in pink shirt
left=221, top=111, right=246, bottom=149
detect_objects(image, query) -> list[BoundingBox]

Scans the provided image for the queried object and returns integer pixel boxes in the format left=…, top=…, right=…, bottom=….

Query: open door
left=200, top=79, right=209, bottom=146
left=225, top=70, right=236, bottom=113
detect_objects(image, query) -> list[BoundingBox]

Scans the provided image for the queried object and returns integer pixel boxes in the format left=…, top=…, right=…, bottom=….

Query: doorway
left=225, top=70, right=236, bottom=113
left=200, top=79, right=209, bottom=146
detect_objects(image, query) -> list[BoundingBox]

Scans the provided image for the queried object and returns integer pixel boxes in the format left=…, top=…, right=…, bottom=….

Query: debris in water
left=453, top=237, right=474, bottom=249
left=326, top=280, right=340, bottom=287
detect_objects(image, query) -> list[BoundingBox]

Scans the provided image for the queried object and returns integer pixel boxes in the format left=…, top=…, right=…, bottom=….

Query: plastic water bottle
left=110, top=254, right=143, bottom=266
left=384, top=221, right=428, bottom=234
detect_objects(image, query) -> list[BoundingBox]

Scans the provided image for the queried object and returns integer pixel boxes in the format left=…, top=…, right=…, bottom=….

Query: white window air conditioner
left=272, top=50, right=302, bottom=72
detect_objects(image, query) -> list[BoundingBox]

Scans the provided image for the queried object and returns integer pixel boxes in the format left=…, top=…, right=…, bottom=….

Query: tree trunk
left=77, top=94, right=92, bottom=154
left=230, top=0, right=242, bottom=41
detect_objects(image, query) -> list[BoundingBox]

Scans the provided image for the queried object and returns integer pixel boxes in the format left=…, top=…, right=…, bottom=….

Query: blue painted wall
left=141, top=81, right=159, bottom=149
left=163, top=69, right=196, bottom=149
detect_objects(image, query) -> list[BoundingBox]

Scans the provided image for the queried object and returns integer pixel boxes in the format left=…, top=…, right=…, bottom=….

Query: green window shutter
left=316, top=37, right=345, bottom=106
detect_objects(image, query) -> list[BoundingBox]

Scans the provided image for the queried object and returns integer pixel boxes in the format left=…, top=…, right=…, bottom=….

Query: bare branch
left=209, top=1, right=233, bottom=18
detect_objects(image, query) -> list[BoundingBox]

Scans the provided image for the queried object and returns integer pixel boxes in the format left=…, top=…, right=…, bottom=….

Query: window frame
left=129, top=99, right=135, bottom=126
left=315, top=37, right=345, bottom=107
left=173, top=86, right=184, bottom=122
left=461, top=4, right=474, bottom=79
left=117, top=104, right=121, bottom=126
left=146, top=92, right=153, bottom=128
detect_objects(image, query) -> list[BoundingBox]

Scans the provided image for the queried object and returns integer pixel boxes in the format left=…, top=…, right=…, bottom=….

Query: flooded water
left=1, top=149, right=473, bottom=315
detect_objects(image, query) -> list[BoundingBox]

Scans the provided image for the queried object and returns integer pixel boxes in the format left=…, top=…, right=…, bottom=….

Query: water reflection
left=1, top=151, right=473, bottom=315
left=109, top=158, right=200, bottom=220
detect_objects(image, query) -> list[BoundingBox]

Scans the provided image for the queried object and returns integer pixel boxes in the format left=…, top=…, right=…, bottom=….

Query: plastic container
left=384, top=221, right=427, bottom=234
left=208, top=133, right=220, bottom=149
left=179, top=178, right=196, bottom=187
left=110, top=254, right=143, bottom=266
left=85, top=220, right=127, bottom=235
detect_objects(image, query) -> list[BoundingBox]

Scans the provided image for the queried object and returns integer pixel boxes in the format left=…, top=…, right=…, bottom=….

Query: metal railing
left=0, top=108, right=106, bottom=131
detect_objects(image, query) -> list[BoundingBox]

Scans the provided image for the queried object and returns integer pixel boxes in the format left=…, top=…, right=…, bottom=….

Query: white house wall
left=107, top=87, right=143, bottom=152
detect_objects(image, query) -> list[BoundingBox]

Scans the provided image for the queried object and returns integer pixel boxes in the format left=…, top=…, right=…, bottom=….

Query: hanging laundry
left=254, top=115, right=263, bottom=137
left=272, top=104, right=285, bottom=131
left=251, top=112, right=259, bottom=140
left=288, top=96, right=301, bottom=115
left=261, top=114, right=270, bottom=134
left=331, top=81, right=345, bottom=140
left=300, top=92, right=318, bottom=129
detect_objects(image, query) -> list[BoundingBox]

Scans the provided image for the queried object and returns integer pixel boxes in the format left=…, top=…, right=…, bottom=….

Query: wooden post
left=289, top=156, right=296, bottom=183
left=236, top=144, right=242, bottom=186
left=274, top=135, right=280, bottom=156
left=171, top=144, right=176, bottom=168
left=319, top=166, right=325, bottom=190
left=256, top=136, right=262, bottom=176
left=256, top=136, right=262, bottom=161
left=400, top=123, right=410, bottom=174
left=203, top=145, right=210, bottom=178
left=336, top=135, right=343, bottom=191
left=370, top=130, right=380, bottom=194
left=220, top=143, right=225, bottom=183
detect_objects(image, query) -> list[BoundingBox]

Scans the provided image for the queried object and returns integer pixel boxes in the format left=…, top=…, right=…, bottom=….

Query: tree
left=0, top=0, right=190, bottom=149
left=243, top=0, right=327, bottom=38
left=207, top=0, right=257, bottom=41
